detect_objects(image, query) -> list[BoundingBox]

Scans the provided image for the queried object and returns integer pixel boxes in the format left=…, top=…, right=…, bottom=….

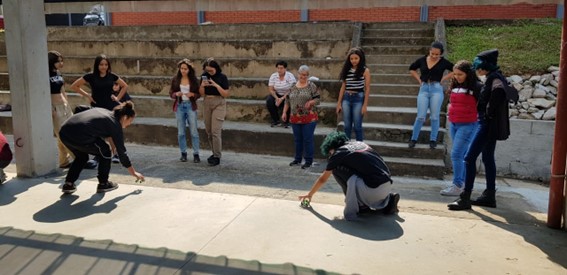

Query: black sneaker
left=208, top=157, right=220, bottom=166
left=382, top=193, right=400, bottom=215
left=180, top=152, right=188, bottom=162
left=62, top=182, right=77, bottom=194
left=97, top=181, right=118, bottom=193
left=207, top=155, right=215, bottom=163
left=112, top=154, right=120, bottom=163
left=408, top=140, right=417, bottom=148
left=429, top=140, right=437, bottom=149
left=193, top=154, right=201, bottom=163
left=301, top=162, right=312, bottom=169
left=283, top=123, right=289, bottom=128
left=289, top=160, right=301, bottom=166
left=270, top=121, right=281, bottom=127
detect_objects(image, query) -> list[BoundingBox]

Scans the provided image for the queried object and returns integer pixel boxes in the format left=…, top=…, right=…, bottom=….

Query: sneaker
left=289, top=160, right=301, bottom=166
left=208, top=157, right=220, bottom=166
left=84, top=159, right=98, bottom=169
left=112, top=154, right=120, bottom=163
left=382, top=193, right=400, bottom=215
left=193, top=154, right=200, bottom=163
left=408, top=140, right=417, bottom=148
left=440, top=185, right=463, bottom=196
left=180, top=152, right=188, bottom=162
left=0, top=170, right=7, bottom=184
left=97, top=181, right=118, bottom=193
left=301, top=162, right=312, bottom=169
left=283, top=122, right=289, bottom=128
left=62, top=182, right=77, bottom=194
left=270, top=121, right=281, bottom=127
left=429, top=140, right=437, bottom=149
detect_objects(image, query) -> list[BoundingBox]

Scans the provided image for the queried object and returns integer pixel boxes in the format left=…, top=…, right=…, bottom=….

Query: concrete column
left=3, top=0, right=56, bottom=177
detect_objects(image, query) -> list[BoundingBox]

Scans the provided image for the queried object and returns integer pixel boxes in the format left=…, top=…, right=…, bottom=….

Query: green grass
left=446, top=19, right=562, bottom=75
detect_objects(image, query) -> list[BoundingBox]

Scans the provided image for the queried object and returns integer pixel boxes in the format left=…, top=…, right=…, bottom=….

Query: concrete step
left=0, top=56, right=343, bottom=79
left=361, top=37, right=433, bottom=46
left=340, top=121, right=446, bottom=144
left=368, top=94, right=416, bottom=108
left=0, top=74, right=341, bottom=101
left=370, top=83, right=419, bottom=95
left=364, top=22, right=434, bottom=29
left=367, top=64, right=409, bottom=74
left=364, top=106, right=446, bottom=126
left=366, top=54, right=422, bottom=64
left=362, top=45, right=429, bottom=55
left=0, top=114, right=445, bottom=178
left=363, top=28, right=434, bottom=38
left=43, top=22, right=355, bottom=41
left=373, top=73, right=418, bottom=85
left=0, top=40, right=351, bottom=59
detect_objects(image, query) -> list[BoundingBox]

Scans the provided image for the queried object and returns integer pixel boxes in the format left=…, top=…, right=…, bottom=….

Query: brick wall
left=112, top=12, right=198, bottom=26
left=310, top=7, right=421, bottom=22
left=429, top=4, right=556, bottom=20
left=110, top=4, right=557, bottom=25
left=205, top=10, right=301, bottom=23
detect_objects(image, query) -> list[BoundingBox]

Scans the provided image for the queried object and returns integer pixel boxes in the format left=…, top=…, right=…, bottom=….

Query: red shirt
left=448, top=87, right=478, bottom=123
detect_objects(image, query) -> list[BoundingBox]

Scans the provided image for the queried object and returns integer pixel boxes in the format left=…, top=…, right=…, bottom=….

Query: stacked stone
left=507, top=66, right=559, bottom=120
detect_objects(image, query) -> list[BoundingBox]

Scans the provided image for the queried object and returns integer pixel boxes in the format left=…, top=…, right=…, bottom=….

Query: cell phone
left=201, top=76, right=209, bottom=81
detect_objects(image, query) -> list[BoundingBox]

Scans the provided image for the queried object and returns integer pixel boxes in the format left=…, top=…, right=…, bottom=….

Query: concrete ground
left=0, top=141, right=566, bottom=275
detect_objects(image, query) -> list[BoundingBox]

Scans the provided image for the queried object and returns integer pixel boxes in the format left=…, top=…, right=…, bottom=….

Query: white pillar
left=3, top=0, right=56, bottom=177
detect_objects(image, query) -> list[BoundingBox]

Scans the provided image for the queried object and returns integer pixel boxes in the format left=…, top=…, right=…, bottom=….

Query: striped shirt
left=269, top=71, right=296, bottom=96
left=345, top=67, right=365, bottom=92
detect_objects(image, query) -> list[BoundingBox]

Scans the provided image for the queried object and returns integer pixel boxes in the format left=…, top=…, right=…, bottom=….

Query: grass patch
left=446, top=19, right=562, bottom=75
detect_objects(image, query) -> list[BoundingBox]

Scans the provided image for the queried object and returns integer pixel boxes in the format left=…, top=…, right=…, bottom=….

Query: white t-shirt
left=180, top=84, right=190, bottom=101
left=268, top=71, right=296, bottom=96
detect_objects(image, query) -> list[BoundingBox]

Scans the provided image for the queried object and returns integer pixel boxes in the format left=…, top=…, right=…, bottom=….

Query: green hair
left=321, top=131, right=349, bottom=157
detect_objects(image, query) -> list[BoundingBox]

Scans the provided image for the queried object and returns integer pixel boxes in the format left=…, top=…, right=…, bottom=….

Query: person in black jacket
left=448, top=49, right=510, bottom=211
left=59, top=102, right=144, bottom=194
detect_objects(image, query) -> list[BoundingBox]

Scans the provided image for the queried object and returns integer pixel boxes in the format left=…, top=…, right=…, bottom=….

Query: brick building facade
left=111, top=3, right=558, bottom=26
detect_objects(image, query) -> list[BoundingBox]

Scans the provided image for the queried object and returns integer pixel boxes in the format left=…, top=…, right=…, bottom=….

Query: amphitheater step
left=364, top=106, right=446, bottom=126
left=362, top=45, right=429, bottom=55
left=367, top=64, right=409, bottom=74
left=370, top=83, right=420, bottom=95
left=363, top=28, right=434, bottom=38
left=366, top=54, right=422, bottom=64
left=0, top=56, right=343, bottom=79
left=365, top=22, right=434, bottom=30
left=367, top=94, right=417, bottom=108
left=339, top=122, right=446, bottom=144
left=373, top=73, right=418, bottom=85
left=362, top=37, right=434, bottom=46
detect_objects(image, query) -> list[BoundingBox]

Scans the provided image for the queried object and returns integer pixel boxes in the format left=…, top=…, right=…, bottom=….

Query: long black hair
left=202, top=57, right=222, bottom=75
left=339, top=47, right=366, bottom=80
left=48, top=50, right=62, bottom=72
left=93, top=54, right=112, bottom=76
left=172, top=58, right=199, bottom=93
left=449, top=60, right=480, bottom=96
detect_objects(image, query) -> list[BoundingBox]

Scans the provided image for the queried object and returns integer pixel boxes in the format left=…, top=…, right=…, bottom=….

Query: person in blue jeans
left=336, top=47, right=370, bottom=141
left=441, top=60, right=481, bottom=196
left=169, top=59, right=201, bottom=163
left=448, top=49, right=510, bottom=211
left=408, top=42, right=454, bottom=149
left=282, top=65, right=320, bottom=169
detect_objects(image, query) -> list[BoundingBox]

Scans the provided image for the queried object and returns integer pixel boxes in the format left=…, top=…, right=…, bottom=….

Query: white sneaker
left=440, top=185, right=463, bottom=196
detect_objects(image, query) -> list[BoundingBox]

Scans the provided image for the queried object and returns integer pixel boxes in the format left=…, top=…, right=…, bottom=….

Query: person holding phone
left=198, top=58, right=230, bottom=166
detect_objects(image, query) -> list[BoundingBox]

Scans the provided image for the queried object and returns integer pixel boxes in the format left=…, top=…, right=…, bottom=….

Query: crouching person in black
left=59, top=101, right=144, bottom=194
left=298, top=131, right=399, bottom=221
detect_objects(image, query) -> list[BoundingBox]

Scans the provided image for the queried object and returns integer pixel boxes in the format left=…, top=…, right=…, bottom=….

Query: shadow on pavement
left=33, top=190, right=142, bottom=223
left=306, top=207, right=404, bottom=241
left=0, top=227, right=339, bottom=275
left=0, top=174, right=61, bottom=206
left=472, top=208, right=567, bottom=269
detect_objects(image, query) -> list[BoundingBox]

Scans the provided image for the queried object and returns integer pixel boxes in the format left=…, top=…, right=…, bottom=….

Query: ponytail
left=113, top=101, right=136, bottom=119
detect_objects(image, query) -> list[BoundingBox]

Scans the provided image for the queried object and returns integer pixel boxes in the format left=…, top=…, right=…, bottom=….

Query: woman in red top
left=441, top=60, right=481, bottom=196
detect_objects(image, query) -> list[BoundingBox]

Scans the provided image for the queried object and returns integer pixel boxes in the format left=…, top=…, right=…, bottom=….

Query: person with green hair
left=298, top=131, right=399, bottom=220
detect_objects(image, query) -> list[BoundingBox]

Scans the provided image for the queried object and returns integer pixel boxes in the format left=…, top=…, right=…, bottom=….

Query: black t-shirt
left=201, top=72, right=229, bottom=96
left=49, top=71, right=64, bottom=95
left=409, top=56, right=454, bottom=82
left=326, top=141, right=391, bottom=188
left=83, top=72, right=119, bottom=110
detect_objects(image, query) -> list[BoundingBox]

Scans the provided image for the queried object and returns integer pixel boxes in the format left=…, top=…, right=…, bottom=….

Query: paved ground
left=0, top=141, right=566, bottom=275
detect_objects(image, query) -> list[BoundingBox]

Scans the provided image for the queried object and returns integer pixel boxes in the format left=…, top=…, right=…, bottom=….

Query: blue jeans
left=464, top=120, right=497, bottom=192
left=449, top=121, right=478, bottom=187
left=411, top=82, right=444, bottom=141
left=291, top=121, right=317, bottom=164
left=342, top=91, right=364, bottom=141
left=176, top=101, right=200, bottom=155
